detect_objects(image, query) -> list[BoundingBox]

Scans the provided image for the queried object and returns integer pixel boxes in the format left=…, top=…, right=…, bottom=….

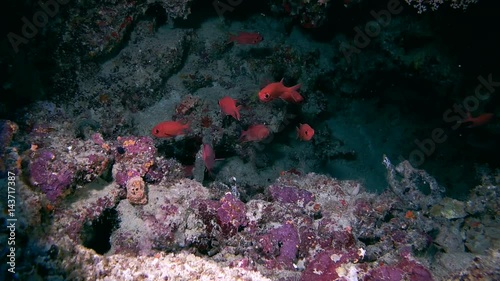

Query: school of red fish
left=151, top=32, right=315, bottom=174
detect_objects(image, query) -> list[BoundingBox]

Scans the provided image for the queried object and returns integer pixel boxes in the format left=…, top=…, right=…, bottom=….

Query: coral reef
left=405, top=0, right=479, bottom=13
left=270, top=0, right=332, bottom=28
left=3, top=124, right=500, bottom=280
left=1, top=0, right=498, bottom=280
left=0, top=120, right=20, bottom=175
left=57, top=0, right=194, bottom=59
left=112, top=136, right=156, bottom=187
left=20, top=104, right=187, bottom=206
left=109, top=179, right=211, bottom=255
left=27, top=148, right=76, bottom=201
left=24, top=118, right=114, bottom=202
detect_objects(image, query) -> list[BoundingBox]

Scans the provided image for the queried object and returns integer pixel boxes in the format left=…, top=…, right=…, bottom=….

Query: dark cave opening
left=81, top=208, right=120, bottom=255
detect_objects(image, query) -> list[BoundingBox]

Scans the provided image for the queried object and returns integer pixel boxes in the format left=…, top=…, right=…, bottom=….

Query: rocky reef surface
left=1, top=118, right=499, bottom=280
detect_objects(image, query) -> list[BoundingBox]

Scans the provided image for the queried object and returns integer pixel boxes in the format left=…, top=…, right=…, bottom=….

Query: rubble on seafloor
left=0, top=118, right=499, bottom=280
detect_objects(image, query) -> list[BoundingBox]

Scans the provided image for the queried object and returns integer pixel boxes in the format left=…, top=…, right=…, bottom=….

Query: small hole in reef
left=81, top=208, right=119, bottom=254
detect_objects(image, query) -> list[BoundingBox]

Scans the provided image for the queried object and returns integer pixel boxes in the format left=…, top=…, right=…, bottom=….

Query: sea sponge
left=126, top=176, right=147, bottom=205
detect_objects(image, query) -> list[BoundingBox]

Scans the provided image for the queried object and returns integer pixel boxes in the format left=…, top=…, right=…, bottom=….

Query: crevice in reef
left=81, top=208, right=120, bottom=255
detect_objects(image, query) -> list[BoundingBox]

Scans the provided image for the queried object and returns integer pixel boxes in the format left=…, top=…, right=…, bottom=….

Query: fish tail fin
left=227, top=34, right=236, bottom=44
left=206, top=168, right=213, bottom=178
left=239, top=130, right=247, bottom=142
left=289, top=83, right=301, bottom=92
left=183, top=121, right=192, bottom=133
left=460, top=112, right=472, bottom=124
left=291, top=91, right=304, bottom=103
left=236, top=107, right=242, bottom=120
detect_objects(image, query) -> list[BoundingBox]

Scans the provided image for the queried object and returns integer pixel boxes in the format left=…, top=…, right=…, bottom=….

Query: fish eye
left=155, top=129, right=159, bottom=134
left=264, top=93, right=269, bottom=99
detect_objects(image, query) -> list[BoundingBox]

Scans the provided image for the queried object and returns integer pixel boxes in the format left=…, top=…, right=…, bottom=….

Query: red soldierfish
left=258, top=78, right=302, bottom=103
left=280, top=89, right=304, bottom=103
left=218, top=96, right=241, bottom=121
left=202, top=144, right=216, bottom=173
left=151, top=121, right=190, bottom=138
left=297, top=123, right=314, bottom=141
left=240, top=124, right=270, bottom=142
left=461, top=112, right=494, bottom=128
left=228, top=32, right=263, bottom=45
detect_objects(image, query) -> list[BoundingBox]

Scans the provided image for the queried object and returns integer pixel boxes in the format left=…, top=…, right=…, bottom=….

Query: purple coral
left=268, top=184, right=314, bottom=205
left=266, top=222, right=300, bottom=269
left=397, top=257, right=434, bottom=281
left=115, top=169, right=140, bottom=186
left=217, top=193, right=247, bottom=236
left=119, top=136, right=155, bottom=155
left=28, top=149, right=75, bottom=202
left=300, top=248, right=360, bottom=281
left=91, top=132, right=105, bottom=145
left=113, top=136, right=157, bottom=187
left=365, top=266, right=405, bottom=281
left=143, top=158, right=184, bottom=185
left=300, top=250, right=342, bottom=281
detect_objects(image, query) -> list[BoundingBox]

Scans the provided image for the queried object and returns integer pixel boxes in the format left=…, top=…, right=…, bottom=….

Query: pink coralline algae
left=144, top=158, right=185, bottom=185
left=364, top=266, right=405, bottom=281
left=64, top=195, right=119, bottom=242
left=91, top=132, right=105, bottom=146
left=260, top=222, right=300, bottom=270
left=268, top=184, right=314, bottom=205
left=23, top=119, right=113, bottom=202
left=300, top=248, right=359, bottom=281
left=114, top=169, right=140, bottom=187
left=396, top=257, right=434, bottom=281
left=74, top=168, right=438, bottom=279
left=217, top=193, right=248, bottom=236
left=27, top=160, right=450, bottom=281
left=364, top=256, right=434, bottom=281
left=26, top=143, right=112, bottom=202
left=194, top=193, right=248, bottom=239
left=195, top=199, right=222, bottom=234
left=109, top=179, right=211, bottom=255
left=28, top=149, right=75, bottom=202
left=112, top=136, right=156, bottom=186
